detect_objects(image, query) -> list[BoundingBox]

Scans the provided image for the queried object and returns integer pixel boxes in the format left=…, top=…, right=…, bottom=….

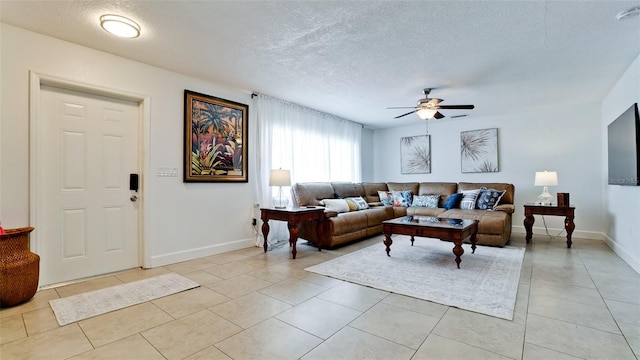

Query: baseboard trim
left=148, top=238, right=257, bottom=268
left=511, top=225, right=604, bottom=240
left=602, top=234, right=640, bottom=274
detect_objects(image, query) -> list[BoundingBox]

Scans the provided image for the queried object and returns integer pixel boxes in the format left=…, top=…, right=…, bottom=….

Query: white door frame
left=29, top=71, right=151, bottom=272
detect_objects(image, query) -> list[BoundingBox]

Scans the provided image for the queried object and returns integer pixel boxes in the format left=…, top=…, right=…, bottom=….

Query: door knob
left=130, top=195, right=138, bottom=202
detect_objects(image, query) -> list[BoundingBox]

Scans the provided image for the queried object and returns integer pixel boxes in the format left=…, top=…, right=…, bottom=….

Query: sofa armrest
left=323, top=211, right=339, bottom=218
left=494, top=204, right=515, bottom=213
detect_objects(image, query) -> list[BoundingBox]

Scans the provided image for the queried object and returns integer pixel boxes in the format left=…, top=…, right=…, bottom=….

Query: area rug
left=305, top=237, right=525, bottom=320
left=49, top=273, right=199, bottom=325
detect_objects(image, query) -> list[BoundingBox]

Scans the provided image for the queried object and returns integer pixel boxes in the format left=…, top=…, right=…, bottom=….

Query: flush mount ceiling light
left=616, top=6, right=640, bottom=20
left=100, top=14, right=140, bottom=38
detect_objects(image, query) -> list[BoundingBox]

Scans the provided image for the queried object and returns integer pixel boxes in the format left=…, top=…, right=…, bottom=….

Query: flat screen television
left=608, top=102, right=640, bottom=186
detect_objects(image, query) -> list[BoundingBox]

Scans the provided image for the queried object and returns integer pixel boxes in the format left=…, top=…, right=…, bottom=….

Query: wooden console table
left=260, top=207, right=326, bottom=259
left=523, top=203, right=575, bottom=248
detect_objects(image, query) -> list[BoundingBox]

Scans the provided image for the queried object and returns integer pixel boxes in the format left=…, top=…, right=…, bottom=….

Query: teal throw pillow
left=411, top=194, right=440, bottom=208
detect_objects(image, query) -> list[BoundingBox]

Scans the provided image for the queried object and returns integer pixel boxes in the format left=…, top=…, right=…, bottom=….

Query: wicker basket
left=0, top=227, right=40, bottom=307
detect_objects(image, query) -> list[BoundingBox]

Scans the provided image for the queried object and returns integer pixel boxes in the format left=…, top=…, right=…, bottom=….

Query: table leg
left=315, top=220, right=324, bottom=252
left=524, top=214, right=535, bottom=243
left=565, top=216, right=575, bottom=248
left=452, top=239, right=464, bottom=269
left=470, top=231, right=477, bottom=254
left=288, top=222, right=300, bottom=259
left=384, top=232, right=393, bottom=256
left=261, top=218, right=270, bottom=253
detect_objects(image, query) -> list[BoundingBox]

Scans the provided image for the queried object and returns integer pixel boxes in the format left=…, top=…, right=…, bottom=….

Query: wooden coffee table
left=382, top=216, right=479, bottom=269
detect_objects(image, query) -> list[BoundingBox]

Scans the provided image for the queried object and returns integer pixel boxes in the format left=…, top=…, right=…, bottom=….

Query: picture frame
left=400, top=135, right=431, bottom=174
left=184, top=90, right=248, bottom=182
left=460, top=128, right=499, bottom=173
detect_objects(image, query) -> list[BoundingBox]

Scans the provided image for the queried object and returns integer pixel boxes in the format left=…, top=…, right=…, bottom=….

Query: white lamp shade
left=269, top=169, right=291, bottom=186
left=534, top=171, right=558, bottom=186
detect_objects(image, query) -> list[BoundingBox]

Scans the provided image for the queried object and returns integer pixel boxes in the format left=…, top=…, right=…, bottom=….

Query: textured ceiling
left=1, top=1, right=639, bottom=128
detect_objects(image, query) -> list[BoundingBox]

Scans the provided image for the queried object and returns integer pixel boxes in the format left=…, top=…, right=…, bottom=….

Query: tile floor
left=1, top=233, right=639, bottom=359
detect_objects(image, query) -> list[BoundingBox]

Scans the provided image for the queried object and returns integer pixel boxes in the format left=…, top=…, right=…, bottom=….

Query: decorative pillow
left=459, top=189, right=481, bottom=210
left=476, top=189, right=506, bottom=210
left=392, top=190, right=413, bottom=207
left=443, top=193, right=463, bottom=210
left=321, top=199, right=350, bottom=213
left=411, top=194, right=440, bottom=208
left=344, top=198, right=359, bottom=211
left=347, top=196, right=370, bottom=210
left=377, top=191, right=393, bottom=206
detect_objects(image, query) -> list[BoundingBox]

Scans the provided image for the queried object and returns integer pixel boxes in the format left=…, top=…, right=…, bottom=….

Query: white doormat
left=49, top=273, right=199, bottom=325
left=306, top=237, right=525, bottom=320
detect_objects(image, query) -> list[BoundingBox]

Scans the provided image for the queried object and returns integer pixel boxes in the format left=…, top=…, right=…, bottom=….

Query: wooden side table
left=523, top=203, right=575, bottom=248
left=260, top=207, right=326, bottom=259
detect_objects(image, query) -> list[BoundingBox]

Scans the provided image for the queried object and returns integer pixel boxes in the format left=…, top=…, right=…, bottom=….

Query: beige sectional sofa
left=291, top=181, right=515, bottom=248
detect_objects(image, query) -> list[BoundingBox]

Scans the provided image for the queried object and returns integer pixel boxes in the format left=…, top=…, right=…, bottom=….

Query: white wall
left=602, top=54, right=640, bottom=274
left=372, top=102, right=605, bottom=239
left=1, top=24, right=258, bottom=267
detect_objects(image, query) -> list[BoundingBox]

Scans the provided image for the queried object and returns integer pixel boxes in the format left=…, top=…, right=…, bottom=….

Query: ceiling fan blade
left=435, top=105, right=475, bottom=110
left=394, top=110, right=417, bottom=119
left=433, top=111, right=445, bottom=119
left=386, top=106, right=415, bottom=109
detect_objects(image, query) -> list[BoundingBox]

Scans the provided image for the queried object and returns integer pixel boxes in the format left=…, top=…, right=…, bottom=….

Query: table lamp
left=534, top=170, right=558, bottom=205
left=269, top=169, right=291, bottom=209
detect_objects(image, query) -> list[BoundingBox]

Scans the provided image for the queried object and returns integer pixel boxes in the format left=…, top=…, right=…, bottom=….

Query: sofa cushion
left=411, top=194, right=439, bottom=208
left=387, top=182, right=419, bottom=194
left=293, top=183, right=335, bottom=206
left=331, top=182, right=362, bottom=198
left=460, top=189, right=481, bottom=210
left=443, top=193, right=463, bottom=209
left=322, top=199, right=350, bottom=213
left=392, top=190, right=413, bottom=207
left=476, top=189, right=506, bottom=210
left=440, top=209, right=509, bottom=235
left=362, top=182, right=389, bottom=203
left=418, top=182, right=458, bottom=207
left=406, top=207, right=447, bottom=217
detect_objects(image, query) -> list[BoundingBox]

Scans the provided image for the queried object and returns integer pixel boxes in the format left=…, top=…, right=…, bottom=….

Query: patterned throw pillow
left=347, top=196, right=370, bottom=210
left=459, top=189, right=481, bottom=210
left=392, top=190, right=413, bottom=207
left=476, top=189, right=506, bottom=210
left=321, top=199, right=350, bottom=213
left=443, top=193, right=463, bottom=210
left=411, top=194, right=440, bottom=208
left=377, top=191, right=393, bottom=206
left=344, top=198, right=359, bottom=211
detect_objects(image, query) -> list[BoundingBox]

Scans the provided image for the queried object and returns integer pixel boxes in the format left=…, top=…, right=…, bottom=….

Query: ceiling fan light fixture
left=100, top=14, right=141, bottom=38
left=416, top=108, right=437, bottom=120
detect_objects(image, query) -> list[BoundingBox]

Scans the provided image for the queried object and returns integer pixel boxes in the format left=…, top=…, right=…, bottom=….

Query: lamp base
left=273, top=196, right=289, bottom=209
left=536, top=186, right=554, bottom=206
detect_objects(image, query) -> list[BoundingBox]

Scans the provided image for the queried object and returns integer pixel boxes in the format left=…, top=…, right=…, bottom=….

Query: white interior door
left=38, top=85, right=140, bottom=286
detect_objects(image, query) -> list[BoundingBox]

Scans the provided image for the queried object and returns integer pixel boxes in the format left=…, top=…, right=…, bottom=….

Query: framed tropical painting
left=400, top=135, right=431, bottom=174
left=460, top=128, right=499, bottom=173
left=184, top=90, right=248, bottom=182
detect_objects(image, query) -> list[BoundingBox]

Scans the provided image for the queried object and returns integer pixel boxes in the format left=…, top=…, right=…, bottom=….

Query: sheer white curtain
left=254, top=93, right=362, bottom=247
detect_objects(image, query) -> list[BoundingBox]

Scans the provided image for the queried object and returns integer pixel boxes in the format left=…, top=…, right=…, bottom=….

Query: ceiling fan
left=387, top=88, right=475, bottom=120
